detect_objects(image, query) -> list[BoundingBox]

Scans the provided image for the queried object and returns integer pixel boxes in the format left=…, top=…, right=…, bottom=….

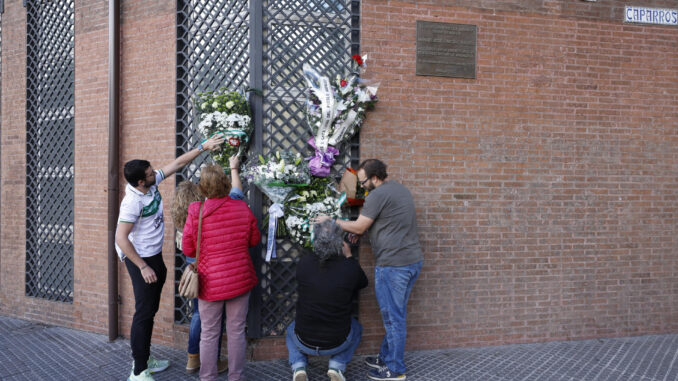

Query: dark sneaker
left=367, top=367, right=406, bottom=381
left=364, top=356, right=385, bottom=370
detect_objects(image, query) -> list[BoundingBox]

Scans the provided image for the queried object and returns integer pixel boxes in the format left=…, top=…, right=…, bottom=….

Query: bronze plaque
left=416, top=21, right=476, bottom=79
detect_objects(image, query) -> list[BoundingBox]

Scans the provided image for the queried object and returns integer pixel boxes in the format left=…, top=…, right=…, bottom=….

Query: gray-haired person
left=285, top=220, right=368, bottom=381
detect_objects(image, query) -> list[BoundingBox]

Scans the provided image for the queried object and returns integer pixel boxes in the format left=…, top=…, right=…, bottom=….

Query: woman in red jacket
left=182, top=164, right=261, bottom=381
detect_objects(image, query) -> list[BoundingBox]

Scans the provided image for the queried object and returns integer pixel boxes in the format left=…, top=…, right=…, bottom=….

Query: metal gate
left=25, top=0, right=75, bottom=303
left=175, top=0, right=360, bottom=337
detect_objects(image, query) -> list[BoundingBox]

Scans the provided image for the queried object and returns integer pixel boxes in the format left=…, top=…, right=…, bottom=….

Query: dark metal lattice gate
left=176, top=0, right=360, bottom=337
left=25, top=0, right=75, bottom=303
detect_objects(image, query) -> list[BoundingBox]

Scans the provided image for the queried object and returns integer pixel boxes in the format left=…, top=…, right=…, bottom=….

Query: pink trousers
left=198, top=292, right=250, bottom=381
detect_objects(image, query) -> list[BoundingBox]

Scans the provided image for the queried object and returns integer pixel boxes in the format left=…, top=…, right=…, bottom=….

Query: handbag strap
left=196, top=202, right=204, bottom=265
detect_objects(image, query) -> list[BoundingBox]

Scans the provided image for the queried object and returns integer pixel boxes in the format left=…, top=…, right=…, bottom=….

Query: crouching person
left=286, top=220, right=368, bottom=381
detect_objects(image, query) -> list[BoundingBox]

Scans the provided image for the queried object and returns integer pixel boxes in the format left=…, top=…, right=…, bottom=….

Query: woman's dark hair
left=198, top=164, right=231, bottom=199
left=312, top=220, right=344, bottom=267
left=358, top=159, right=388, bottom=181
left=123, top=159, right=151, bottom=186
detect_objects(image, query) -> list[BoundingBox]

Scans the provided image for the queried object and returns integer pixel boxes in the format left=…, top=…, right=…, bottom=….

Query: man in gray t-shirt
left=318, top=159, right=423, bottom=381
left=360, top=179, right=423, bottom=267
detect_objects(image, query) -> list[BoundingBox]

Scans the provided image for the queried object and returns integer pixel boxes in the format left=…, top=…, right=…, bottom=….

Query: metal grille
left=175, top=0, right=360, bottom=336
left=175, top=0, right=251, bottom=324
left=259, top=0, right=360, bottom=337
left=25, top=0, right=75, bottom=303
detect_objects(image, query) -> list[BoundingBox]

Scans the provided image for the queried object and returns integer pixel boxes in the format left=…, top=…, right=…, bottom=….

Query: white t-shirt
left=115, top=170, right=166, bottom=260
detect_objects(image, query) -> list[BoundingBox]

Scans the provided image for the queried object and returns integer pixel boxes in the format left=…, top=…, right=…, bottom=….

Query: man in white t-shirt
left=115, top=135, right=223, bottom=381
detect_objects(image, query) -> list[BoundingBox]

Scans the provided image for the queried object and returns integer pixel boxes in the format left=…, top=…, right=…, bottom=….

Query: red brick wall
left=1, top=0, right=30, bottom=319
left=117, top=0, right=179, bottom=346
left=72, top=0, right=111, bottom=334
left=2, top=0, right=678, bottom=362
left=357, top=0, right=678, bottom=352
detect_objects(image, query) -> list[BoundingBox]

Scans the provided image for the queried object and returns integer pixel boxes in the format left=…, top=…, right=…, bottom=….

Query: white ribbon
left=329, top=110, right=358, bottom=146
left=265, top=203, right=285, bottom=262
left=316, top=75, right=336, bottom=152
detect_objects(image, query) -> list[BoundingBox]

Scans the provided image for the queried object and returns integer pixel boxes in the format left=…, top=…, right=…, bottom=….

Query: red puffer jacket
left=182, top=196, right=260, bottom=301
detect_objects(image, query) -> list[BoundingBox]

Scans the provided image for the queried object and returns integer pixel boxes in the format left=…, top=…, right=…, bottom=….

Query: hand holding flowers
left=200, top=135, right=226, bottom=152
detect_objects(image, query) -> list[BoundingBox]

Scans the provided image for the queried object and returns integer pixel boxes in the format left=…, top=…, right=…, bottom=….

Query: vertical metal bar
left=108, top=0, right=120, bottom=342
left=247, top=0, right=264, bottom=339
left=25, top=0, right=36, bottom=297
left=351, top=0, right=361, bottom=169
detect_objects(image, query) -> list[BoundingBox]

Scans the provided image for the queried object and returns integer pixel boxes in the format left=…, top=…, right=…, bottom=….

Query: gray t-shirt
left=360, top=180, right=423, bottom=267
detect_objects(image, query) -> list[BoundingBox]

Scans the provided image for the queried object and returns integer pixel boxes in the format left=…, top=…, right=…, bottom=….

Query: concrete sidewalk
left=1, top=315, right=677, bottom=380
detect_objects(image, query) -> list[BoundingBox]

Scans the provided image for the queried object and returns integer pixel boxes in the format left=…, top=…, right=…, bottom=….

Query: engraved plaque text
left=416, top=21, right=476, bottom=79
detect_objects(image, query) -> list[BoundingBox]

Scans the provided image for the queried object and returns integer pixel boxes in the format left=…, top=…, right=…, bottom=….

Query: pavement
left=1, top=314, right=677, bottom=380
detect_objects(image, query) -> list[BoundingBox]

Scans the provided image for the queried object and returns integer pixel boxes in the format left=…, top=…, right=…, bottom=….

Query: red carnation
left=352, top=54, right=363, bottom=67
left=340, top=79, right=348, bottom=87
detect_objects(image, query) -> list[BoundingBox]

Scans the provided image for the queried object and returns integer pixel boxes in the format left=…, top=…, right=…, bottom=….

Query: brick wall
left=2, top=0, right=678, bottom=363
left=72, top=0, right=111, bottom=334
left=117, top=0, right=178, bottom=346
left=357, top=0, right=678, bottom=352
left=1, top=0, right=29, bottom=319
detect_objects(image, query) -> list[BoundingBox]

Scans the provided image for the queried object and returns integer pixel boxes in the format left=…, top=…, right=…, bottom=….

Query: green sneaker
left=147, top=355, right=169, bottom=373
left=128, top=369, right=154, bottom=381
left=293, top=366, right=307, bottom=381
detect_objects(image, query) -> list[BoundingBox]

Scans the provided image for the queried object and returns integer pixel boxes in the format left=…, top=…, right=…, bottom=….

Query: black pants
left=125, top=253, right=167, bottom=375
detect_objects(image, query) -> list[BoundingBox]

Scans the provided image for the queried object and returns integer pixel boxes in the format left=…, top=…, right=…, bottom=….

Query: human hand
left=342, top=242, right=352, bottom=258
left=140, top=265, right=158, bottom=283
left=313, top=215, right=332, bottom=224
left=229, top=155, right=240, bottom=170
left=202, top=135, right=225, bottom=151
left=346, top=233, right=361, bottom=244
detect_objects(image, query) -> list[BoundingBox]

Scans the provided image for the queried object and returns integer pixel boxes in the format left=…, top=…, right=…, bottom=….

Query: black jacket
left=294, top=254, right=368, bottom=347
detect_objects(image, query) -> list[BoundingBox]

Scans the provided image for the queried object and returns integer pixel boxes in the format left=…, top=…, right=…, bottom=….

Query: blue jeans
left=374, top=261, right=422, bottom=374
left=286, top=318, right=363, bottom=372
left=188, top=298, right=224, bottom=355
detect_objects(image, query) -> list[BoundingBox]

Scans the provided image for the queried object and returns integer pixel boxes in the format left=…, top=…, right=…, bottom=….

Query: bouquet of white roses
left=303, top=54, right=379, bottom=176
left=196, top=89, right=252, bottom=166
left=285, top=177, right=345, bottom=249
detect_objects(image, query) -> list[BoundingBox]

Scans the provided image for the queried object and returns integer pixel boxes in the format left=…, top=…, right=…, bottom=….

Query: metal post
left=107, top=0, right=120, bottom=342
left=247, top=0, right=264, bottom=339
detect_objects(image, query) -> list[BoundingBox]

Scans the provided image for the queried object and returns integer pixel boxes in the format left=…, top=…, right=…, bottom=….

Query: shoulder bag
left=178, top=202, right=204, bottom=299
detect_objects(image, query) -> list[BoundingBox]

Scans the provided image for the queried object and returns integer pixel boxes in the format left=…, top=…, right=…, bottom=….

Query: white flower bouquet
left=243, top=151, right=311, bottom=261
left=195, top=89, right=252, bottom=166
left=285, top=177, right=345, bottom=249
left=243, top=151, right=311, bottom=204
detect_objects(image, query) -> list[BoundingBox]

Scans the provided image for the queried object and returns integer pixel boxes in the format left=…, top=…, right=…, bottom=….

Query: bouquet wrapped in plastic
left=196, top=89, right=252, bottom=166
left=285, top=177, right=345, bottom=249
left=243, top=151, right=310, bottom=261
left=303, top=54, right=379, bottom=177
